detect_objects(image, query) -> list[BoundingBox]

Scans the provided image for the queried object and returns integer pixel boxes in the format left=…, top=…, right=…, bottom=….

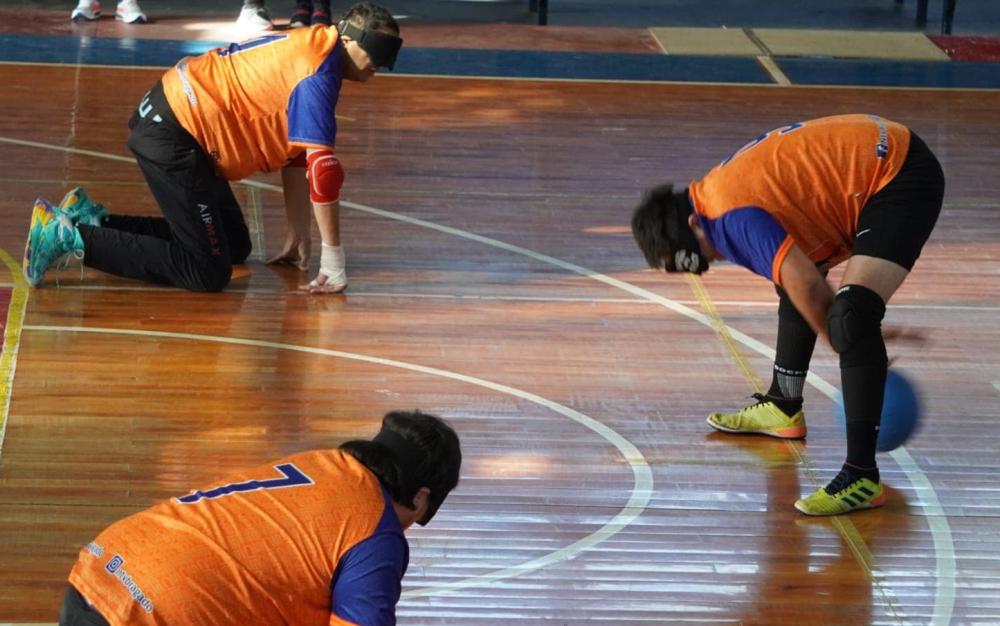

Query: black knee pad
left=826, top=284, right=887, bottom=368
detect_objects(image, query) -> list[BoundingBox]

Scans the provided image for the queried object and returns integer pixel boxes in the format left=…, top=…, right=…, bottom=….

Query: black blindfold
left=657, top=189, right=709, bottom=274
left=338, top=21, right=403, bottom=70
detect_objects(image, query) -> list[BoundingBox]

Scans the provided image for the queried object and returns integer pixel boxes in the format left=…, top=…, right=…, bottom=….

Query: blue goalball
left=835, top=369, right=922, bottom=452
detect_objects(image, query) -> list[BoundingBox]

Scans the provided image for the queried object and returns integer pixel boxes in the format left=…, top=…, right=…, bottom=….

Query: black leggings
left=80, top=82, right=252, bottom=292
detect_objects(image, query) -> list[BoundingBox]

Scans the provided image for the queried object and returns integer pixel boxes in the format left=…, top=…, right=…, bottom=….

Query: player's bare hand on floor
left=267, top=239, right=311, bottom=271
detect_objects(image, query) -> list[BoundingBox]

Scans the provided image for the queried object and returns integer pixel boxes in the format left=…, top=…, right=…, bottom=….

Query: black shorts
left=853, top=131, right=945, bottom=271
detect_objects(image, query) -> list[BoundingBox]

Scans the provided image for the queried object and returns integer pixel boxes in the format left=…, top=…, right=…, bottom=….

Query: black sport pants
left=81, top=82, right=252, bottom=292
left=58, top=585, right=110, bottom=626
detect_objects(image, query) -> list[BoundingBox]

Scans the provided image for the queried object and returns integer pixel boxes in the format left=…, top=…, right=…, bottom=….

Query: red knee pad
left=307, top=149, right=344, bottom=204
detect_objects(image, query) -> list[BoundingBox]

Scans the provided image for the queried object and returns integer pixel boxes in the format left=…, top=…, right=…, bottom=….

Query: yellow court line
left=683, top=273, right=905, bottom=623
left=0, top=247, right=28, bottom=458
left=684, top=274, right=763, bottom=394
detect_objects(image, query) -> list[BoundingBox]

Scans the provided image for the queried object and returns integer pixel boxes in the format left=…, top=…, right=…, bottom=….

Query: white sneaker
left=70, top=0, right=101, bottom=21
left=236, top=4, right=273, bottom=32
left=115, top=0, right=147, bottom=23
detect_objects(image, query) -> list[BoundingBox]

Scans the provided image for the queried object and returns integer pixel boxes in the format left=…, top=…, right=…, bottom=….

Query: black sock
left=842, top=361, right=887, bottom=469
left=767, top=394, right=802, bottom=417
left=768, top=285, right=817, bottom=418
left=824, top=464, right=880, bottom=495
left=766, top=376, right=803, bottom=417
left=849, top=463, right=879, bottom=483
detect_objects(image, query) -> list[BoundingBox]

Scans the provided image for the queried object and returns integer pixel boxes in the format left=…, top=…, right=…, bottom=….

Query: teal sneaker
left=59, top=187, right=108, bottom=227
left=23, top=198, right=85, bottom=287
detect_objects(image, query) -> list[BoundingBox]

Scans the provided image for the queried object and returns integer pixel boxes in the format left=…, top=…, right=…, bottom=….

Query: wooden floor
left=1, top=62, right=1000, bottom=625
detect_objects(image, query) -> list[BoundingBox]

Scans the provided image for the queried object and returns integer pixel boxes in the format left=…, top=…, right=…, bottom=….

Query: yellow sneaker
left=707, top=393, right=807, bottom=439
left=795, top=471, right=885, bottom=516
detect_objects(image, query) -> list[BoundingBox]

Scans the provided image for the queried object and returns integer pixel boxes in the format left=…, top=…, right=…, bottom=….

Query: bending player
left=25, top=2, right=404, bottom=294
left=631, top=114, right=944, bottom=515
left=59, top=409, right=461, bottom=625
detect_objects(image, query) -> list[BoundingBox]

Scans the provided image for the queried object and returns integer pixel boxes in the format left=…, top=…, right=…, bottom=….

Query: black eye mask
left=663, top=231, right=708, bottom=274
left=338, top=21, right=403, bottom=70
left=660, top=191, right=709, bottom=274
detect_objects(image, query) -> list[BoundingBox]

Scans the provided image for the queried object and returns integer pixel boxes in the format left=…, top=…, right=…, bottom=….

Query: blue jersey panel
left=287, top=53, right=342, bottom=148
left=701, top=206, right=788, bottom=281
left=330, top=489, right=408, bottom=626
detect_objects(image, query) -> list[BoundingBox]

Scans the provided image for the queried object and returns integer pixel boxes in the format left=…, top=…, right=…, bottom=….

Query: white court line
left=1, top=135, right=956, bottom=626
left=756, top=56, right=792, bottom=85
left=23, top=324, right=654, bottom=599
left=245, top=185, right=267, bottom=262
left=1, top=280, right=999, bottom=312
left=647, top=27, right=668, bottom=55
left=0, top=137, right=135, bottom=163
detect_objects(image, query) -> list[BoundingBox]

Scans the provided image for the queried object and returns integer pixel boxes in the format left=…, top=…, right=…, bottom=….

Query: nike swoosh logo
left=856, top=228, right=872, bottom=237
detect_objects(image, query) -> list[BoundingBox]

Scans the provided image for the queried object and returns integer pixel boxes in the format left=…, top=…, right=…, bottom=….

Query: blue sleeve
left=288, top=72, right=341, bottom=148
left=702, top=206, right=789, bottom=281
left=330, top=531, right=408, bottom=626
left=330, top=490, right=408, bottom=626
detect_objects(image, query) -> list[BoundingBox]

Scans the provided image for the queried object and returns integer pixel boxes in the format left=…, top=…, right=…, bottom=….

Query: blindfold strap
left=663, top=191, right=708, bottom=274
left=339, top=21, right=403, bottom=70
left=373, top=428, right=424, bottom=475
left=373, top=428, right=443, bottom=526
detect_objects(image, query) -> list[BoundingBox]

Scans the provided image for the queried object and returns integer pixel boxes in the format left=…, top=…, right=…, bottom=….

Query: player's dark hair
left=632, top=183, right=681, bottom=269
left=632, top=184, right=708, bottom=274
left=340, top=410, right=461, bottom=525
left=341, top=1, right=399, bottom=34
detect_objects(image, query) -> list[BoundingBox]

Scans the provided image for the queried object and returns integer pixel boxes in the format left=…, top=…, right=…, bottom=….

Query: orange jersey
left=69, top=450, right=408, bottom=625
left=162, top=26, right=344, bottom=181
left=688, top=114, right=910, bottom=286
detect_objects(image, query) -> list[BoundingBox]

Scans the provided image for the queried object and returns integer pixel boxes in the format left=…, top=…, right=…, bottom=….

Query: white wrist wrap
left=319, top=243, right=347, bottom=286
